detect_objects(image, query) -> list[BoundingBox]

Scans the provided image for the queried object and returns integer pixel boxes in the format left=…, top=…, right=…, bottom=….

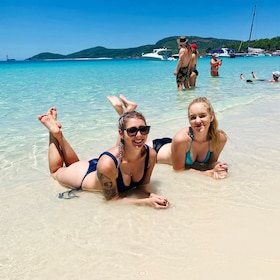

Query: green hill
left=27, top=35, right=280, bottom=60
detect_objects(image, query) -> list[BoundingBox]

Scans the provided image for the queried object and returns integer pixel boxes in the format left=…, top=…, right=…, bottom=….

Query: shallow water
left=0, top=57, right=280, bottom=279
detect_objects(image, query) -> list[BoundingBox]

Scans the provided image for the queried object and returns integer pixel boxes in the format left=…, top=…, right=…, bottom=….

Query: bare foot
left=47, top=107, right=62, bottom=128
left=107, top=96, right=124, bottom=115
left=38, top=108, right=62, bottom=134
left=119, top=94, right=137, bottom=112
left=48, top=106, right=57, bottom=120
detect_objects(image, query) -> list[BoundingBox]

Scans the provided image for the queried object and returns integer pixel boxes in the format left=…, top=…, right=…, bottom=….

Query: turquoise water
left=0, top=57, right=279, bottom=187
left=1, top=57, right=280, bottom=280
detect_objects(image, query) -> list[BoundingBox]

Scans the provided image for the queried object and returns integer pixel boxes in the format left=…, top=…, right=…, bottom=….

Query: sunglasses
left=122, top=126, right=150, bottom=137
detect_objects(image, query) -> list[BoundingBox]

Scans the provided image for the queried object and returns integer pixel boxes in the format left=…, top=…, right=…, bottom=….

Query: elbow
left=172, top=165, right=185, bottom=172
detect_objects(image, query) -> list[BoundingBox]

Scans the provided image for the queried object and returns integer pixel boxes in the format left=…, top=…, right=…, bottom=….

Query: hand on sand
left=148, top=193, right=169, bottom=209
left=213, top=162, right=228, bottom=179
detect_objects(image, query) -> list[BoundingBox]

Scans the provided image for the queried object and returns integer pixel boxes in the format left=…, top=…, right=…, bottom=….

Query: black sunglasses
left=122, top=126, right=150, bottom=137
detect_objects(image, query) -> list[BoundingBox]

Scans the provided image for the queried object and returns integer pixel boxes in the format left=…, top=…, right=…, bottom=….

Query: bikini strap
left=58, top=188, right=82, bottom=199
left=144, top=145, right=150, bottom=169
left=189, top=127, right=194, bottom=140
left=99, top=151, right=118, bottom=167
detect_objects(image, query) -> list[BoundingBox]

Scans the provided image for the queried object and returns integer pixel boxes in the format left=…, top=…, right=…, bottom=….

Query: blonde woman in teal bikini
left=107, top=95, right=228, bottom=179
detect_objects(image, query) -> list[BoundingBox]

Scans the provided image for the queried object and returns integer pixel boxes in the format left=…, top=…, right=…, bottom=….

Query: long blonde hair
left=188, top=97, right=226, bottom=149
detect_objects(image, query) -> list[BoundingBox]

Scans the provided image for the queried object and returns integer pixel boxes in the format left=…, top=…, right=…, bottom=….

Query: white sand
left=1, top=97, right=280, bottom=280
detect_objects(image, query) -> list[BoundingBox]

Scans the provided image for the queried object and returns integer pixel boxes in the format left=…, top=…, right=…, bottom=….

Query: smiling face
left=122, top=118, right=149, bottom=148
left=188, top=102, right=214, bottom=134
left=118, top=111, right=149, bottom=149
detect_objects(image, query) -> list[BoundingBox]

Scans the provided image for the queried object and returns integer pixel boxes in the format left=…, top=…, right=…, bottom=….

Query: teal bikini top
left=185, top=127, right=211, bottom=166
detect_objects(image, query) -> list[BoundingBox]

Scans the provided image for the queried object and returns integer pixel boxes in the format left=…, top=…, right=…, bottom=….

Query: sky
left=1, top=0, right=279, bottom=60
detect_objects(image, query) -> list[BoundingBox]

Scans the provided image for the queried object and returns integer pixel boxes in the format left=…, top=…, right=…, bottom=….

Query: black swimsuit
left=101, top=145, right=150, bottom=192
left=152, top=137, right=172, bottom=153
left=59, top=145, right=150, bottom=199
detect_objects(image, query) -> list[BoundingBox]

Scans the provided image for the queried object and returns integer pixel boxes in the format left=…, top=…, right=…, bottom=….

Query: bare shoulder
left=219, top=130, right=228, bottom=143
left=173, top=127, right=191, bottom=143
left=97, top=147, right=118, bottom=172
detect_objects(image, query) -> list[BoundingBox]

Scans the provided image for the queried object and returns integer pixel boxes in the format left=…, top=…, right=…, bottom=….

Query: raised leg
left=38, top=107, right=79, bottom=174
left=107, top=94, right=137, bottom=115
left=106, top=96, right=124, bottom=115
left=119, top=94, right=137, bottom=112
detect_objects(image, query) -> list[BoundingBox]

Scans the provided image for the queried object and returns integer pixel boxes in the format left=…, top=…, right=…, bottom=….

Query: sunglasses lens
left=139, top=126, right=150, bottom=135
left=126, top=127, right=138, bottom=136
left=124, top=126, right=150, bottom=136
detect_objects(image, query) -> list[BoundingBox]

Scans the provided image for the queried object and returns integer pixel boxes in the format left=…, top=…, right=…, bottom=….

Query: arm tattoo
left=97, top=170, right=118, bottom=200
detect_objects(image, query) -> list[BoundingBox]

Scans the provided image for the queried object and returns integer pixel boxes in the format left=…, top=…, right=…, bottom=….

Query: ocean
left=1, top=56, right=280, bottom=279
left=1, top=57, right=279, bottom=187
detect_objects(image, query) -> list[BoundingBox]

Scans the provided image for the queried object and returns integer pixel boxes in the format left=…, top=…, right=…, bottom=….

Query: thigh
left=54, top=160, right=90, bottom=188
left=157, top=143, right=172, bottom=164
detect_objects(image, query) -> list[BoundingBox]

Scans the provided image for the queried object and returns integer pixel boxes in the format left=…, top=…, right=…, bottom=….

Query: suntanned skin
left=174, top=42, right=192, bottom=90
left=107, top=95, right=228, bottom=180
left=38, top=106, right=169, bottom=208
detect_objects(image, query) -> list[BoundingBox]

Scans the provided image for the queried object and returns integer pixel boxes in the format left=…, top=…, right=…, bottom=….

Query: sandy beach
left=1, top=93, right=280, bottom=280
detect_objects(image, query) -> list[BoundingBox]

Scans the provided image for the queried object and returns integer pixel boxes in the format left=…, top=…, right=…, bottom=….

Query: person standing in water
left=174, top=36, right=192, bottom=90
left=210, top=53, right=222, bottom=77
left=189, top=43, right=199, bottom=87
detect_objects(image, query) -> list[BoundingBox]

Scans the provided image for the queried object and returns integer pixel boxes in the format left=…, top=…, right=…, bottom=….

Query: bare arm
left=96, top=162, right=119, bottom=201
left=209, top=132, right=227, bottom=163
left=210, top=58, right=222, bottom=68
left=171, top=129, right=189, bottom=171
left=125, top=147, right=169, bottom=208
left=192, top=132, right=228, bottom=179
left=97, top=149, right=169, bottom=208
left=120, top=194, right=169, bottom=209
left=174, top=49, right=184, bottom=74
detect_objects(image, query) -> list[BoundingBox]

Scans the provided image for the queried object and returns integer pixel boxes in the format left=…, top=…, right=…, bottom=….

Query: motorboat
left=141, top=48, right=176, bottom=61
left=206, top=47, right=236, bottom=58
left=246, top=47, right=271, bottom=57
left=272, top=50, right=280, bottom=56
left=236, top=47, right=271, bottom=57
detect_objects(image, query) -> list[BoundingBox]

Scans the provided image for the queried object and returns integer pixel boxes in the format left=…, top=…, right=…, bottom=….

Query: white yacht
left=141, top=48, right=175, bottom=61
left=272, top=50, right=280, bottom=56
left=206, top=48, right=236, bottom=58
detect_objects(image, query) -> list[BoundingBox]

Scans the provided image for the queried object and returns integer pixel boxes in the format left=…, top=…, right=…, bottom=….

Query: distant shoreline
left=41, top=57, right=113, bottom=61
left=0, top=57, right=114, bottom=62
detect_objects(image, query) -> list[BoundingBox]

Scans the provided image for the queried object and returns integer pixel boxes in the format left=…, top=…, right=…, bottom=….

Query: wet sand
left=1, top=96, right=280, bottom=280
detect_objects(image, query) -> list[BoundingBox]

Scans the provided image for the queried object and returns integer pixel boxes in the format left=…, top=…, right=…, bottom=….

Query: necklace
left=127, top=163, right=134, bottom=177
left=122, top=150, right=135, bottom=177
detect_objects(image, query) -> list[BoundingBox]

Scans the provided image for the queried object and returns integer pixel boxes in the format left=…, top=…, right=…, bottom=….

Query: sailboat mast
left=247, top=4, right=257, bottom=50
